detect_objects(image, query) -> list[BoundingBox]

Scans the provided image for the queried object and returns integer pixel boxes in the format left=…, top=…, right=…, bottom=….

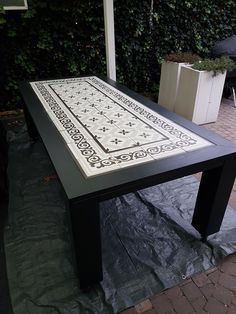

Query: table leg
left=69, top=200, right=102, bottom=290
left=192, top=156, right=236, bottom=239
left=23, top=104, right=39, bottom=140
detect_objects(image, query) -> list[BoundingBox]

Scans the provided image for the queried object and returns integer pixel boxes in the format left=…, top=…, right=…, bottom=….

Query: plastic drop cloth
left=4, top=125, right=236, bottom=314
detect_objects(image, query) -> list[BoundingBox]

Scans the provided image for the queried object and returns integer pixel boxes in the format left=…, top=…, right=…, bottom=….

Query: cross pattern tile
left=30, top=76, right=213, bottom=178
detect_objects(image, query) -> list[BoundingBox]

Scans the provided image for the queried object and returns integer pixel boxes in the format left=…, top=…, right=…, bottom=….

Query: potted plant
left=174, top=56, right=235, bottom=124
left=158, top=52, right=201, bottom=111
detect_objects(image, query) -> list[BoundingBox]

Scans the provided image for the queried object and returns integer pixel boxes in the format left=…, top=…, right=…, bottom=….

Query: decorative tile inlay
left=30, top=76, right=213, bottom=178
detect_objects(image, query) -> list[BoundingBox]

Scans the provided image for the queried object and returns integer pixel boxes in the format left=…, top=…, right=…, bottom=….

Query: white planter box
left=174, top=66, right=226, bottom=125
left=158, top=61, right=187, bottom=111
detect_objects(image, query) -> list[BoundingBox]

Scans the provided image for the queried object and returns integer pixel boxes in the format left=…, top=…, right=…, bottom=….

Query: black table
left=20, top=76, right=236, bottom=290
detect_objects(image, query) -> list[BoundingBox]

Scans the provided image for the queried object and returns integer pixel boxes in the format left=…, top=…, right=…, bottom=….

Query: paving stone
left=200, top=283, right=216, bottom=298
left=191, top=296, right=207, bottom=312
left=213, top=284, right=234, bottom=305
left=208, top=269, right=221, bottom=284
left=192, top=273, right=211, bottom=287
left=150, top=293, right=175, bottom=314
left=170, top=296, right=195, bottom=314
left=120, top=307, right=138, bottom=314
left=164, top=286, right=182, bottom=300
left=230, top=193, right=236, bottom=210
left=227, top=306, right=236, bottom=314
left=142, top=310, right=157, bottom=314
left=204, top=297, right=228, bottom=314
left=225, top=254, right=236, bottom=264
left=179, top=278, right=192, bottom=287
left=219, top=273, right=236, bottom=291
left=181, top=281, right=203, bottom=301
left=135, top=300, right=153, bottom=313
left=220, top=263, right=236, bottom=277
left=232, top=296, right=236, bottom=306
left=206, top=267, right=218, bottom=275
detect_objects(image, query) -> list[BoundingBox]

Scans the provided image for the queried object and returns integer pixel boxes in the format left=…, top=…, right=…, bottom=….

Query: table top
left=30, top=76, right=212, bottom=178
left=20, top=76, right=236, bottom=202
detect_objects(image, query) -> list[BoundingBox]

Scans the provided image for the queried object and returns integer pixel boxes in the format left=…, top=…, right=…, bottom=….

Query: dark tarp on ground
left=4, top=125, right=236, bottom=314
left=0, top=120, right=8, bottom=200
left=0, top=121, right=12, bottom=314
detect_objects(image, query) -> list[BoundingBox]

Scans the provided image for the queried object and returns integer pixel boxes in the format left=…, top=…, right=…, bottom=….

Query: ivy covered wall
left=1, top=0, right=236, bottom=110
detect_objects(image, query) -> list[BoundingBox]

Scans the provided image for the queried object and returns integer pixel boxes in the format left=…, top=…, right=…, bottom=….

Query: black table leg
left=192, top=156, right=236, bottom=238
left=23, top=103, right=39, bottom=140
left=69, top=199, right=102, bottom=290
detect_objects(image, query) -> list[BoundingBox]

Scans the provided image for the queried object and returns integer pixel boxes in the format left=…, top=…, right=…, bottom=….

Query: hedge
left=1, top=0, right=236, bottom=110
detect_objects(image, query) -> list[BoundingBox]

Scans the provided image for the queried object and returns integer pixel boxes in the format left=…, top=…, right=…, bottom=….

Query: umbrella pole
left=103, top=0, right=116, bottom=81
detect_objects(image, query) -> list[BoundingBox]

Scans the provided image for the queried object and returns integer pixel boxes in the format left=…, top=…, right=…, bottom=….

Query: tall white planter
left=174, top=66, right=226, bottom=125
left=158, top=61, right=187, bottom=111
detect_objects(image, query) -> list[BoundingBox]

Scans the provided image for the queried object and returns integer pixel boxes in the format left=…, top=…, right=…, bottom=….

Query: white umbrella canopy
left=103, top=0, right=116, bottom=81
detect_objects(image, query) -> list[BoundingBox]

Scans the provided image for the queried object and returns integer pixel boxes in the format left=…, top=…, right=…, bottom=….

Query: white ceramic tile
left=126, top=128, right=167, bottom=146
left=70, top=106, right=97, bottom=116
left=30, top=83, right=50, bottom=112
left=57, top=114, right=81, bottom=131
left=88, top=77, right=213, bottom=146
left=114, top=147, right=154, bottom=168
left=60, top=130, right=76, bottom=144
left=67, top=142, right=120, bottom=177
left=77, top=113, right=107, bottom=130
left=181, top=141, right=213, bottom=152
left=51, top=117, right=66, bottom=131
left=46, top=108, right=60, bottom=121
left=91, top=128, right=137, bottom=153
left=102, top=107, right=127, bottom=120
left=143, top=141, right=185, bottom=160
left=30, top=77, right=213, bottom=178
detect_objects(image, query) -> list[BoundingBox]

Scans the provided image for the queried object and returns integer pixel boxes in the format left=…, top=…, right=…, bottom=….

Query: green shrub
left=1, top=0, right=236, bottom=110
left=192, top=56, right=236, bottom=74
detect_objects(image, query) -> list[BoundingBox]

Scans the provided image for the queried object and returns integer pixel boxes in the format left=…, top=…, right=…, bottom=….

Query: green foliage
left=192, top=56, right=236, bottom=75
left=1, top=0, right=236, bottom=110
left=0, top=0, right=106, bottom=110
left=164, top=52, right=201, bottom=63
left=115, top=0, right=236, bottom=92
left=0, top=5, right=6, bottom=25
